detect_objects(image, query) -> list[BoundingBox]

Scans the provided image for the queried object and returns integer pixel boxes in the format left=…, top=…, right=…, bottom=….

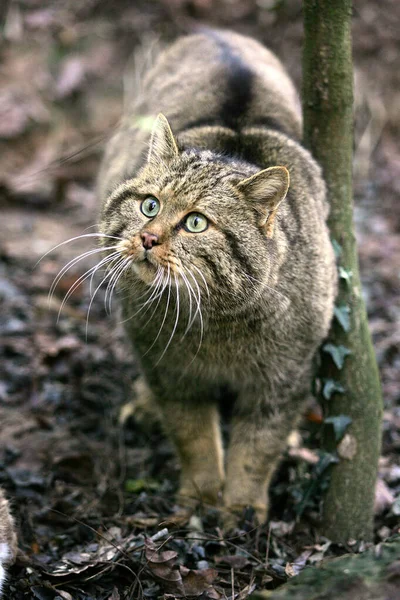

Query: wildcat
left=0, top=488, right=17, bottom=596
left=98, top=30, right=337, bottom=524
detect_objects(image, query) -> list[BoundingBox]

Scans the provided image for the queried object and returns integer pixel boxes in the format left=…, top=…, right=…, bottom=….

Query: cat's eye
left=141, top=196, right=160, bottom=218
left=184, top=213, right=208, bottom=233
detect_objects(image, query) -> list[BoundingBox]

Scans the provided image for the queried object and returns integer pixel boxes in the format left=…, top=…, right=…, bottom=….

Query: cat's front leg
left=0, top=488, right=17, bottom=597
left=157, top=394, right=224, bottom=508
left=223, top=394, right=301, bottom=526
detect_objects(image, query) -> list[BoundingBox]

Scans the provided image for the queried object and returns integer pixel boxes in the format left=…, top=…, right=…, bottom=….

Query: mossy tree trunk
left=302, top=0, right=383, bottom=541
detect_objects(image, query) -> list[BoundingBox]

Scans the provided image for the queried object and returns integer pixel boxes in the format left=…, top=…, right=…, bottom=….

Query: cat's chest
left=125, top=303, right=276, bottom=382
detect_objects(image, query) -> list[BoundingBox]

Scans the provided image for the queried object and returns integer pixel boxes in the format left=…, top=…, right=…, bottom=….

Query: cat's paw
left=177, top=479, right=222, bottom=511
left=221, top=503, right=267, bottom=531
left=0, top=491, right=17, bottom=597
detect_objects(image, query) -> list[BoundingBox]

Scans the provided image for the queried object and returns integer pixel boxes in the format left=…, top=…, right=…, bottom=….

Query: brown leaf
left=145, top=538, right=184, bottom=595
left=180, top=565, right=218, bottom=596
left=215, top=555, right=249, bottom=569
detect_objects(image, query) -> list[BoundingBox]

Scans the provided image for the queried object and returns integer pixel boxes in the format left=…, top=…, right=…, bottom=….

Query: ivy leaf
left=322, top=379, right=346, bottom=400
left=331, top=239, right=342, bottom=259
left=125, top=478, right=160, bottom=493
left=324, top=415, right=352, bottom=441
left=314, top=451, right=339, bottom=476
left=294, top=451, right=338, bottom=517
left=334, top=304, right=351, bottom=332
left=338, top=266, right=353, bottom=286
left=322, top=343, right=351, bottom=369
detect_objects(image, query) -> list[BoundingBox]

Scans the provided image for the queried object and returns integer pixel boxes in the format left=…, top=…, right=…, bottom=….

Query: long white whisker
left=85, top=257, right=129, bottom=336
left=179, top=269, right=196, bottom=337
left=49, top=246, right=119, bottom=300
left=191, top=263, right=210, bottom=299
left=242, top=272, right=287, bottom=301
left=184, top=267, right=204, bottom=365
left=106, top=256, right=134, bottom=314
left=104, top=257, right=130, bottom=314
left=35, top=233, right=124, bottom=267
left=135, top=267, right=164, bottom=317
left=57, top=254, right=120, bottom=321
left=118, top=266, right=163, bottom=324
left=141, top=271, right=169, bottom=330
left=144, top=264, right=171, bottom=356
left=89, top=252, right=121, bottom=296
left=183, top=266, right=202, bottom=333
left=156, top=271, right=180, bottom=365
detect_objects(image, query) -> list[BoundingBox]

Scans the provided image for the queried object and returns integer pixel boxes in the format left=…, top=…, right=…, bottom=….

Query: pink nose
left=141, top=231, right=159, bottom=250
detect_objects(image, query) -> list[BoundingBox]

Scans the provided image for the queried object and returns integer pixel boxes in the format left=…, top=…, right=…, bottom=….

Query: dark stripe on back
left=206, top=32, right=254, bottom=131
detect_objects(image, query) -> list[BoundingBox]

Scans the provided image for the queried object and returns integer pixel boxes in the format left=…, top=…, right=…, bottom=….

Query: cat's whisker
left=136, top=267, right=165, bottom=318
left=57, top=253, right=121, bottom=322
left=243, top=272, right=262, bottom=285
left=144, top=264, right=171, bottom=357
left=183, top=266, right=203, bottom=335
left=105, top=257, right=132, bottom=315
left=89, top=252, right=121, bottom=296
left=156, top=272, right=180, bottom=365
left=49, top=246, right=119, bottom=301
left=141, top=271, right=169, bottom=330
left=107, top=258, right=133, bottom=317
left=178, top=268, right=193, bottom=335
left=105, top=255, right=132, bottom=314
left=191, top=263, right=210, bottom=299
left=242, top=272, right=287, bottom=302
left=183, top=266, right=204, bottom=367
left=35, top=233, right=124, bottom=267
left=119, top=266, right=164, bottom=324
left=85, top=256, right=129, bottom=337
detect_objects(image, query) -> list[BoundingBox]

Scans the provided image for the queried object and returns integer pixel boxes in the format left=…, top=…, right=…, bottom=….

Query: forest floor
left=0, top=1, right=399, bottom=599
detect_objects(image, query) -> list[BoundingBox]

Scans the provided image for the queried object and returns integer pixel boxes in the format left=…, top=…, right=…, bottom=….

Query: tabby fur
left=0, top=488, right=17, bottom=596
left=98, top=30, right=337, bottom=524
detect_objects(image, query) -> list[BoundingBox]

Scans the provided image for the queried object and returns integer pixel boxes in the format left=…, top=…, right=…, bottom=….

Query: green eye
left=141, top=196, right=160, bottom=218
left=184, top=213, right=208, bottom=233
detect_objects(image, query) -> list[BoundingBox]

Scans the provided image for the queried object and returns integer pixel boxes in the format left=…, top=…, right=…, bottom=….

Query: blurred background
left=0, top=1, right=399, bottom=597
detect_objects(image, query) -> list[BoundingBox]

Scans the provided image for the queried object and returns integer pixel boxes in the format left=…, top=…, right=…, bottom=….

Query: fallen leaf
left=215, top=555, right=249, bottom=569
left=145, top=538, right=184, bottom=595
left=180, top=565, right=218, bottom=596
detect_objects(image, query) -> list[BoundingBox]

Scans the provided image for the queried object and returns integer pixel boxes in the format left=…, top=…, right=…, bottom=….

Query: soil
left=0, top=1, right=399, bottom=599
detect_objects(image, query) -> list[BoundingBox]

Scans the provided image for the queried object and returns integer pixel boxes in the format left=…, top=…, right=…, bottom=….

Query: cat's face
left=100, top=115, right=289, bottom=314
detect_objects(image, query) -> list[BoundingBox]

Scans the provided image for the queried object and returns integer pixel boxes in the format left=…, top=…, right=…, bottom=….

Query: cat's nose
left=141, top=231, right=159, bottom=250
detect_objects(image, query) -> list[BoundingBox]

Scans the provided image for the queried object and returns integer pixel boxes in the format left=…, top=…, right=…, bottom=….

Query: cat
left=98, top=29, right=337, bottom=525
left=0, top=488, right=17, bottom=596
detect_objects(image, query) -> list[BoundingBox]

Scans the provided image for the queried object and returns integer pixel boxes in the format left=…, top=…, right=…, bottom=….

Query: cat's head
left=100, top=114, right=289, bottom=314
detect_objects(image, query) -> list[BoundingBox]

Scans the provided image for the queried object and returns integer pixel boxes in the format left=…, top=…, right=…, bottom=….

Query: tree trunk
left=302, top=0, right=383, bottom=541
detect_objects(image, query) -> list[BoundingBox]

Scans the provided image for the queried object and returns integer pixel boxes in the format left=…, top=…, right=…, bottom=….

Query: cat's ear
left=148, top=114, right=179, bottom=164
left=237, top=166, right=289, bottom=238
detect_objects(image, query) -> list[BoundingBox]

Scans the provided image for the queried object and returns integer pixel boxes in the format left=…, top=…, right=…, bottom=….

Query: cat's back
left=99, top=30, right=302, bottom=201
left=137, top=30, right=302, bottom=138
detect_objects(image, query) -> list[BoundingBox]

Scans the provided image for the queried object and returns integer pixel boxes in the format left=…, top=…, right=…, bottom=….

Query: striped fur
left=0, top=489, right=17, bottom=597
left=98, top=30, right=337, bottom=524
